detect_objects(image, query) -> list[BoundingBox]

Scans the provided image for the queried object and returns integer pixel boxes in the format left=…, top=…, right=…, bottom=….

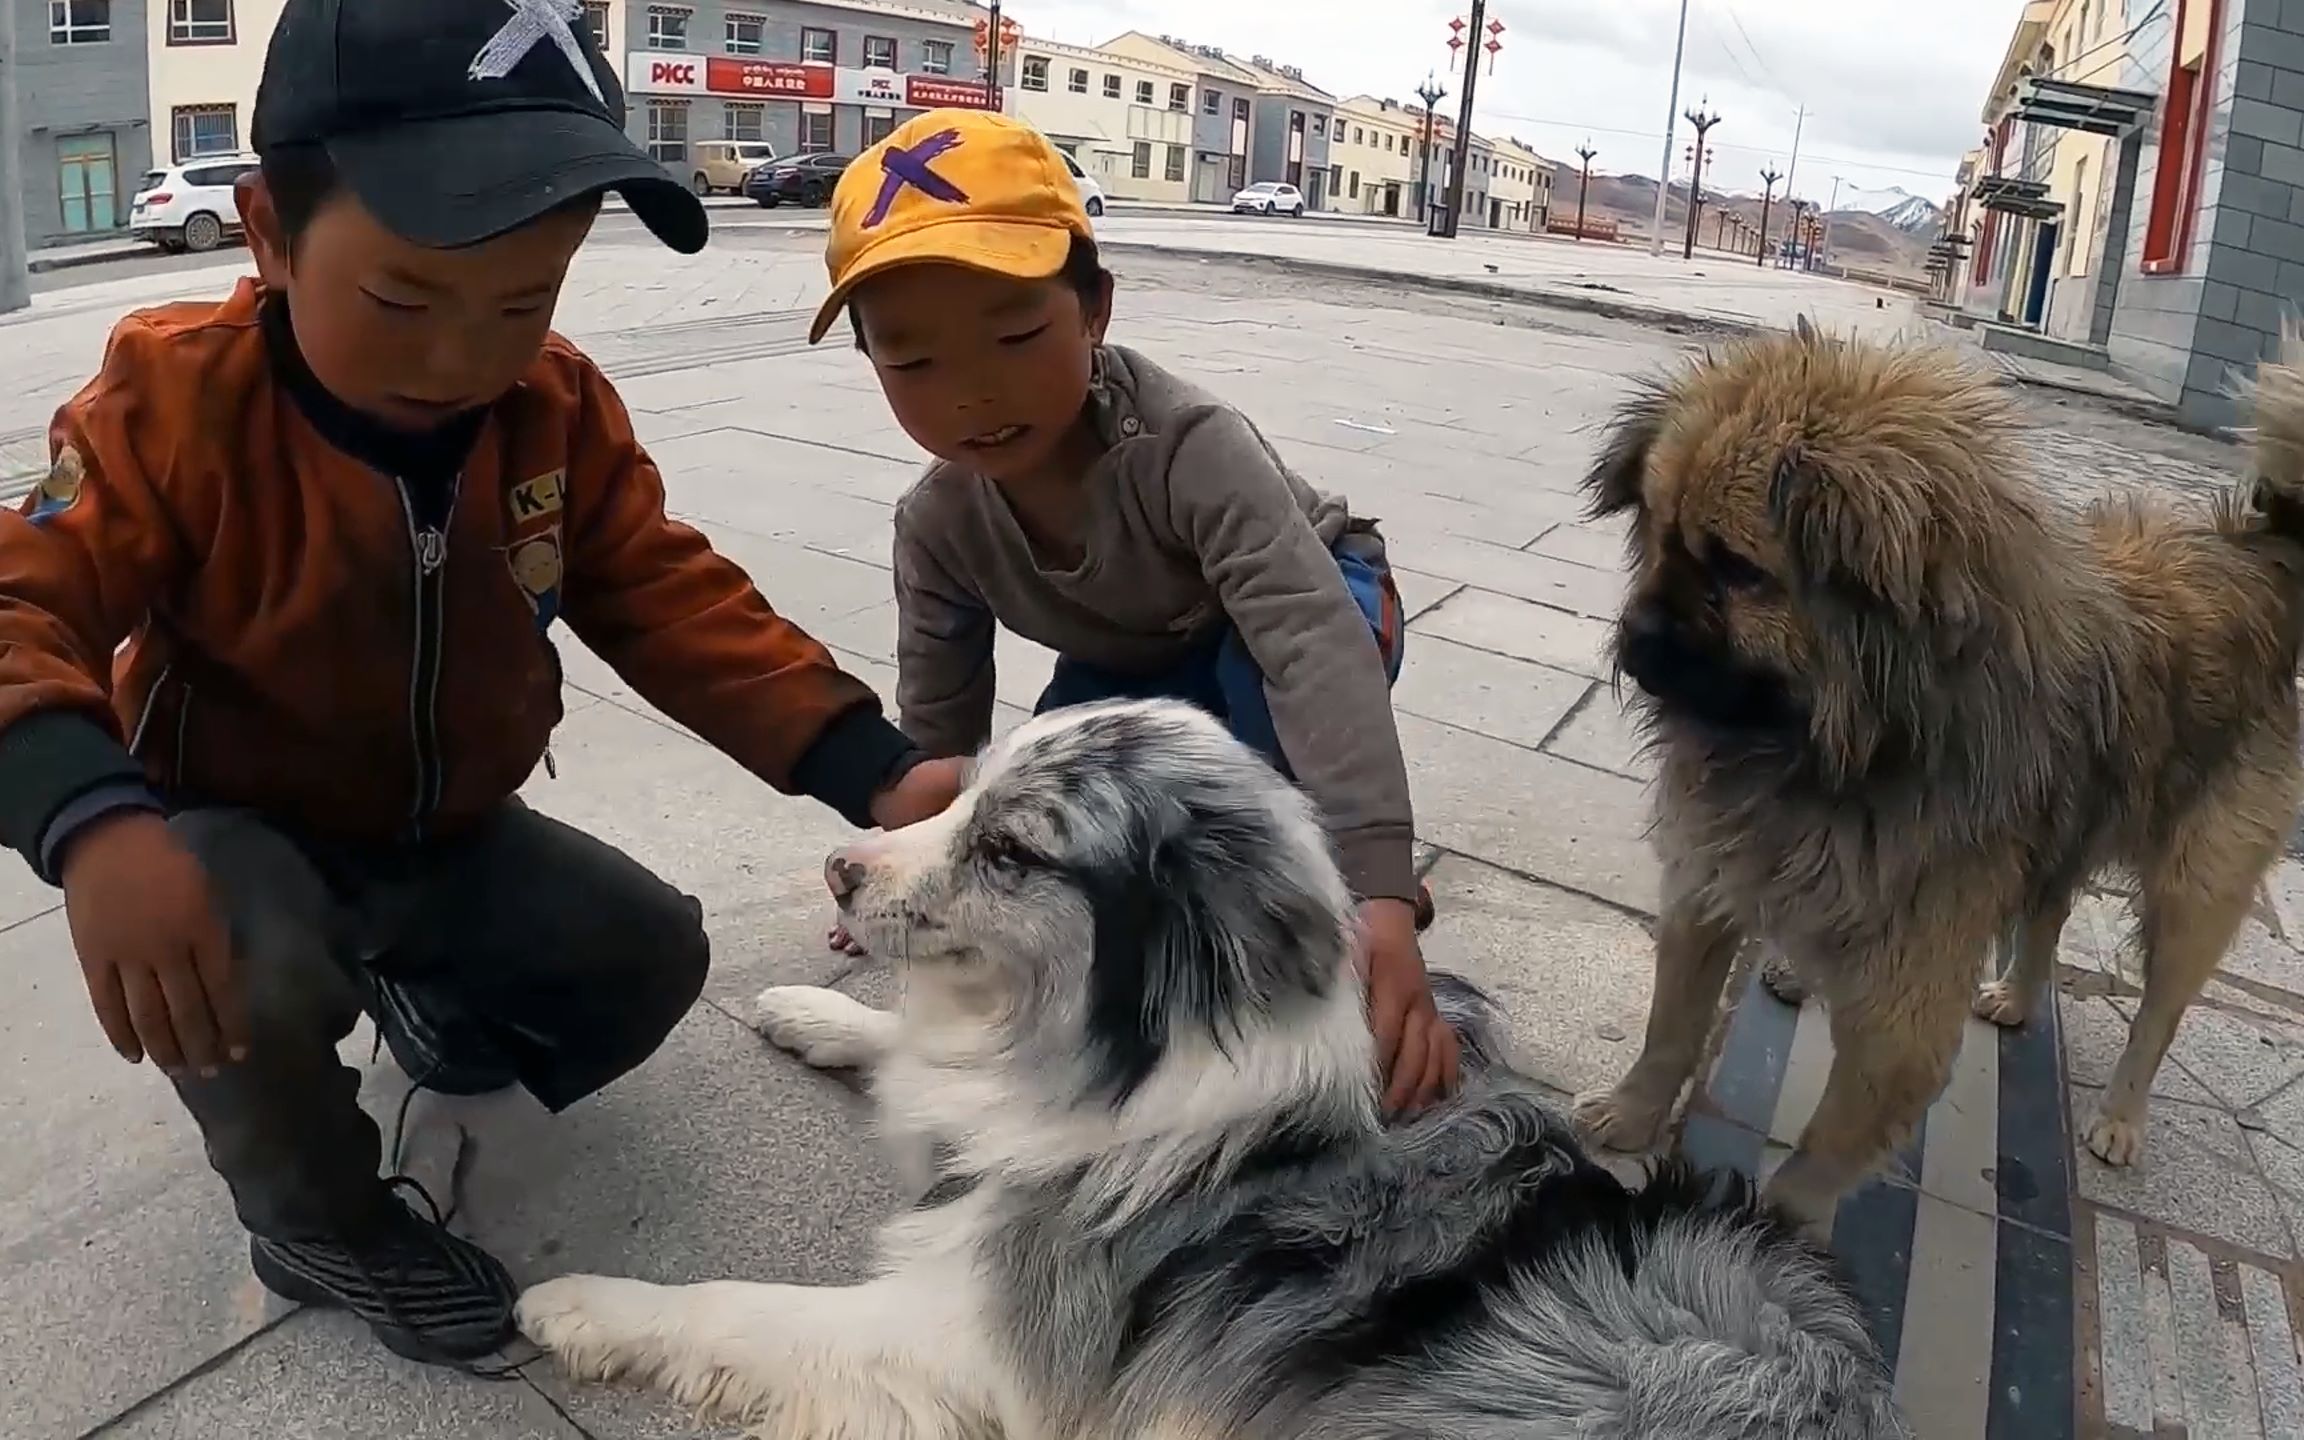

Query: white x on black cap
left=253, top=0, right=708, bottom=253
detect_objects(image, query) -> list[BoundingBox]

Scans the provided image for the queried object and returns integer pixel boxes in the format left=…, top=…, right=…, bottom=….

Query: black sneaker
left=249, top=1182, right=519, bottom=1365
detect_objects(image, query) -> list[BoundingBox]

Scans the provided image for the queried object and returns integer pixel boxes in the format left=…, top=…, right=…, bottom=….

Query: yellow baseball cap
left=809, top=108, right=1092, bottom=344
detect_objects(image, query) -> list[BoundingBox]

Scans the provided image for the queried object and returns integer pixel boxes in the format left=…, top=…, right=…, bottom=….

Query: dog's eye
left=977, top=834, right=1045, bottom=875
left=1708, top=543, right=1773, bottom=594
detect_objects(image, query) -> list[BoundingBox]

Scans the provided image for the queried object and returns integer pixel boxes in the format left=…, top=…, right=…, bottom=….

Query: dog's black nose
left=825, top=854, right=867, bottom=903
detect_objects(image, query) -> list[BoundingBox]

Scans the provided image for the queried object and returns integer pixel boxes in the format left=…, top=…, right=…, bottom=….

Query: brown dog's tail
left=2250, top=327, right=2304, bottom=540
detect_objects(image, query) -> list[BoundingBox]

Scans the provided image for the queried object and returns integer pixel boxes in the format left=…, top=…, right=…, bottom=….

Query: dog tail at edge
left=2249, top=326, right=2304, bottom=541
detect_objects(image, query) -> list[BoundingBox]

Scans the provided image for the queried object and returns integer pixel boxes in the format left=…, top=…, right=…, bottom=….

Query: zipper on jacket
left=392, top=475, right=460, bottom=841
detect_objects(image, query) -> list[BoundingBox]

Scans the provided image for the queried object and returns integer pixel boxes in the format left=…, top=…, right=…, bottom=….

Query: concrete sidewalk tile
left=2057, top=891, right=2139, bottom=985
left=2151, top=999, right=2304, bottom=1112
left=93, top=1312, right=584, bottom=1439
left=1408, top=588, right=1613, bottom=678
left=2166, top=1239, right=2262, bottom=1439
left=1386, top=526, right=1630, bottom=619
left=1766, top=1001, right=1833, bottom=1150
left=2242, top=1261, right=2304, bottom=1438
left=2094, top=1213, right=2156, bottom=1432
left=1921, top=1016, right=2003, bottom=1219
left=1397, top=713, right=1659, bottom=916
left=1528, top=520, right=1633, bottom=572
left=2139, top=1231, right=2191, bottom=1433
left=1415, top=856, right=1655, bottom=1099
left=1393, top=635, right=1589, bottom=755
left=1389, top=566, right=1462, bottom=623
left=2218, top=913, right=2304, bottom=997
left=513, top=701, right=859, bottom=1008
left=2064, top=995, right=2220, bottom=1104
left=1892, top=1193, right=1996, bottom=1440
left=2072, top=1086, right=2296, bottom=1256
left=0, top=859, right=54, bottom=933
left=1542, top=684, right=1654, bottom=780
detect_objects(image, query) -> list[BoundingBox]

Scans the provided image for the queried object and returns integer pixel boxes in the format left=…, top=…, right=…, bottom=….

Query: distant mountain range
left=1543, top=167, right=1947, bottom=274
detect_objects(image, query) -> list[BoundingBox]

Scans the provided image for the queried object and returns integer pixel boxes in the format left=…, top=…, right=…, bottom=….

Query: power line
left=1718, top=3, right=1785, bottom=96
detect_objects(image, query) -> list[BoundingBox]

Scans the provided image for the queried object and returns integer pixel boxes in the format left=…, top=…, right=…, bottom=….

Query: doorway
left=2025, top=220, right=2060, bottom=328
left=57, top=134, right=119, bottom=235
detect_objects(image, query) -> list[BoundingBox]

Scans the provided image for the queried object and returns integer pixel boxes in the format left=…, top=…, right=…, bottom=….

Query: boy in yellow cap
left=811, top=109, right=1455, bottom=1114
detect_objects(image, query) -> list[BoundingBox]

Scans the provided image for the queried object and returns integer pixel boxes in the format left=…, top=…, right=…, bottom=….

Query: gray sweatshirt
left=889, top=346, right=1417, bottom=902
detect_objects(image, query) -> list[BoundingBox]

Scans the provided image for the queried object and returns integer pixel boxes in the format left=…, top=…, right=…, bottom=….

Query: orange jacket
left=0, top=279, right=910, bottom=879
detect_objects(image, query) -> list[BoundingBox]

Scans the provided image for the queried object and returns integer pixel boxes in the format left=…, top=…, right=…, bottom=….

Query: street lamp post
left=1414, top=72, right=1447, bottom=223
left=1573, top=141, right=1597, bottom=242
left=1680, top=103, right=1721, bottom=262
left=1756, top=164, right=1781, bottom=269
left=1440, top=1, right=1497, bottom=240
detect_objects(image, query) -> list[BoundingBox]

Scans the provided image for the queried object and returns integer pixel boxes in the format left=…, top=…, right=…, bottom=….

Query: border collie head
left=826, top=701, right=1375, bottom=1182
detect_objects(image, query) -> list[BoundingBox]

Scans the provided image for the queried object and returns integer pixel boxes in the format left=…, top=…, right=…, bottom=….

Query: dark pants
left=166, top=802, right=708, bottom=1243
left=1035, top=542, right=1407, bottom=778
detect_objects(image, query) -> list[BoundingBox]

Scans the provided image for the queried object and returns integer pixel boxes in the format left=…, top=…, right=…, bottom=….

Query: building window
left=48, top=0, right=110, bottom=44
left=863, top=35, right=897, bottom=70
left=1169, top=83, right=1189, bottom=111
left=647, top=6, right=690, bottom=51
left=865, top=113, right=897, bottom=146
left=725, top=12, right=764, bottom=55
left=1135, top=80, right=1155, bottom=105
left=800, top=27, right=835, bottom=64
left=645, top=101, right=690, bottom=162
left=1233, top=97, right=1250, bottom=121
left=2141, top=0, right=2220, bottom=273
left=801, top=110, right=834, bottom=151
left=1132, top=142, right=1152, bottom=179
left=1021, top=56, right=1049, bottom=91
left=1349, top=171, right=1361, bottom=199
left=1104, top=74, right=1122, bottom=99
left=1165, top=144, right=1186, bottom=181
left=582, top=2, right=609, bottom=48
left=1312, top=115, right=1326, bottom=137
left=724, top=103, right=765, bottom=142
left=1203, top=88, right=1220, bottom=115
left=1329, top=163, right=1341, bottom=193
left=168, top=0, right=233, bottom=45
left=170, top=103, right=237, bottom=162
left=1068, top=67, right=1089, bottom=94
left=922, top=40, right=952, bottom=74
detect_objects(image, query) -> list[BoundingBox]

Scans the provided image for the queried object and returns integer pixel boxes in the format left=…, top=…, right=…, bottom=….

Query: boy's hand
left=1359, top=897, right=1459, bottom=1117
left=61, top=812, right=247, bottom=1075
left=869, top=755, right=968, bottom=831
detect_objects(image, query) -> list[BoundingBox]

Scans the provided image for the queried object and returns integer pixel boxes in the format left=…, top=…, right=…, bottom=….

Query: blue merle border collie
left=518, top=699, right=1907, bottom=1439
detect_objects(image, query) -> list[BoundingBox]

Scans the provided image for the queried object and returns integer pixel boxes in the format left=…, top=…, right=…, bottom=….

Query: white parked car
left=1231, top=181, right=1306, bottom=217
left=130, top=156, right=259, bottom=253
left=1057, top=149, right=1106, bottom=218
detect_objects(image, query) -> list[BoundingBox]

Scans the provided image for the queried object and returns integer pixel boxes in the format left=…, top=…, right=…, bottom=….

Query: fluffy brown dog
left=1571, top=320, right=2304, bottom=1224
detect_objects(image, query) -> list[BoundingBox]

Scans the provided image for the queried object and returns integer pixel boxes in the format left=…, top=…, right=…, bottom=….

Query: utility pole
left=1822, top=174, right=1842, bottom=271
left=1680, top=103, right=1720, bottom=261
left=1440, top=0, right=1489, bottom=240
left=984, top=1, right=1004, bottom=112
left=1648, top=0, right=1692, bottom=255
left=1755, top=164, right=1780, bottom=269
left=1414, top=72, right=1446, bottom=224
left=1573, top=141, right=1597, bottom=242
left=1783, top=103, right=1807, bottom=215
left=0, top=1, right=28, bottom=316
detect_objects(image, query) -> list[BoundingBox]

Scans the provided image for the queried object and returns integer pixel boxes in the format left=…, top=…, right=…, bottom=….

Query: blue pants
left=1032, top=548, right=1405, bottom=780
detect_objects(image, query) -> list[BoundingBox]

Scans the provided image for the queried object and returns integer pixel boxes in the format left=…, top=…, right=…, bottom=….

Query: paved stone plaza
left=2, top=222, right=2299, bottom=1439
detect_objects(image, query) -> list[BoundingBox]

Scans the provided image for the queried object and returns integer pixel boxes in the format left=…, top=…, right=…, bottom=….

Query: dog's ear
left=1584, top=382, right=1669, bottom=519
left=1766, top=440, right=1932, bottom=618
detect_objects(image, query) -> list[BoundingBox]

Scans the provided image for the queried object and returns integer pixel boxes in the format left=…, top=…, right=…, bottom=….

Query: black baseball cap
left=252, top=0, right=707, bottom=253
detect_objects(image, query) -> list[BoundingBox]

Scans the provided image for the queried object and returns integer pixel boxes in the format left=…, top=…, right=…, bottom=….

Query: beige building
left=1009, top=36, right=1196, bottom=204
left=1487, top=136, right=1552, bottom=231
left=146, top=0, right=291, bottom=163
left=1328, top=96, right=1421, bottom=217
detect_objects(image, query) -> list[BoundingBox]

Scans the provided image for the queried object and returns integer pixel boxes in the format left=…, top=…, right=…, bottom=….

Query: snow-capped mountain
left=1835, top=185, right=1944, bottom=234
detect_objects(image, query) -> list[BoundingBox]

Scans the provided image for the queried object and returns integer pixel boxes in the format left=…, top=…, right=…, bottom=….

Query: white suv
left=130, top=156, right=259, bottom=253
left=1231, top=181, right=1306, bottom=217
left=1057, top=149, right=1106, bottom=219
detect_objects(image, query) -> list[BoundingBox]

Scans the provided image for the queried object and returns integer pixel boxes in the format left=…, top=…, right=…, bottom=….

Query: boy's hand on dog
left=62, top=812, right=248, bottom=1076
left=870, top=755, right=968, bottom=832
left=1360, top=899, right=1458, bottom=1117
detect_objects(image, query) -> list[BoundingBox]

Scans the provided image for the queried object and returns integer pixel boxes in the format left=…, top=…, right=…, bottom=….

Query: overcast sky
left=1010, top=0, right=2032, bottom=203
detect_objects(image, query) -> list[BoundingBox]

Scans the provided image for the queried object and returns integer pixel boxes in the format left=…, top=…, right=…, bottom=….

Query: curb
left=27, top=244, right=154, bottom=274
left=1094, top=243, right=1764, bottom=339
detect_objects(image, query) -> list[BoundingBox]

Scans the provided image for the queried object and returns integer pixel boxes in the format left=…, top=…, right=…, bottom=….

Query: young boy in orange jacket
left=0, top=0, right=960, bottom=1366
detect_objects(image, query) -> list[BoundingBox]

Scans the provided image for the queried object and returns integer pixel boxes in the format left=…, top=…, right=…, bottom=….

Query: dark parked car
left=745, top=153, right=855, bottom=208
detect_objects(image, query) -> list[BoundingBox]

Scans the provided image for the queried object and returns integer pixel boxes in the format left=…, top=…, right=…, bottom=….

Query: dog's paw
left=518, top=1275, right=667, bottom=1383
left=1972, top=980, right=2033, bottom=1029
left=1572, top=1087, right=1669, bottom=1153
left=1759, top=953, right=1809, bottom=1007
left=2085, top=1112, right=2148, bottom=1167
left=750, top=986, right=889, bottom=1070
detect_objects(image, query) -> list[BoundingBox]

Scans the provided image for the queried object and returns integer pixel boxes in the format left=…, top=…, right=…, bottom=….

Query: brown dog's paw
left=1759, top=953, right=1809, bottom=1006
left=1972, top=980, right=2033, bottom=1029
left=2084, top=1112, right=2148, bottom=1167
left=1572, top=1087, right=1669, bottom=1153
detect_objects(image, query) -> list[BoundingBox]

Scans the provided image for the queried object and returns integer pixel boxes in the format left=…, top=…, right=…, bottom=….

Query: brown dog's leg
left=1574, top=895, right=1742, bottom=1153
left=1974, top=891, right=2076, bottom=1028
left=1766, top=952, right=1974, bottom=1227
left=2091, top=850, right=2269, bottom=1166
